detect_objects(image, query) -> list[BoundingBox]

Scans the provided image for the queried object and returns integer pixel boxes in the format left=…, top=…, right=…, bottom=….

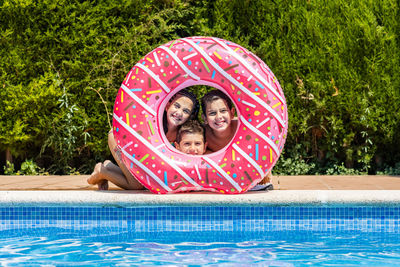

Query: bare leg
left=87, top=162, right=109, bottom=190
left=87, top=161, right=133, bottom=189
left=107, top=130, right=145, bottom=190
left=87, top=130, right=145, bottom=190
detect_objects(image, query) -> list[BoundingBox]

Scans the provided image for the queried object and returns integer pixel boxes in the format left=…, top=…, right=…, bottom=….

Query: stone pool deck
left=1, top=174, right=400, bottom=191
left=0, top=175, right=400, bottom=206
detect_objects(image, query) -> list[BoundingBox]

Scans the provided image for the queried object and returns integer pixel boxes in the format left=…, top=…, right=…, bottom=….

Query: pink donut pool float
left=112, top=36, right=288, bottom=194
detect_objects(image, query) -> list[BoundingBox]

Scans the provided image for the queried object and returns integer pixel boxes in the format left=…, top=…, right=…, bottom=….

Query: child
left=201, top=90, right=273, bottom=190
left=201, top=90, right=238, bottom=152
left=174, top=120, right=207, bottom=155
left=87, top=89, right=199, bottom=190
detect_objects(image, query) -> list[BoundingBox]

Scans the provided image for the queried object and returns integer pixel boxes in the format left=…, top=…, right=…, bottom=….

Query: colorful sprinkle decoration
left=113, top=37, right=288, bottom=194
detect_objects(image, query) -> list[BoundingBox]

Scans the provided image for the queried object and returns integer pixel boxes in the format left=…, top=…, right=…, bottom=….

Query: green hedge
left=1, top=0, right=399, bottom=174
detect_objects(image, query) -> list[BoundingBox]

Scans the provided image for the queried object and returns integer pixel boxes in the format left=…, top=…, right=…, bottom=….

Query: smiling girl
left=88, top=89, right=199, bottom=190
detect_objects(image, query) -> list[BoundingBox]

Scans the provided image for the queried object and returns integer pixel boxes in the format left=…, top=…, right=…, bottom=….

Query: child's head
left=164, top=89, right=199, bottom=132
left=174, top=120, right=207, bottom=155
left=201, top=90, right=235, bottom=133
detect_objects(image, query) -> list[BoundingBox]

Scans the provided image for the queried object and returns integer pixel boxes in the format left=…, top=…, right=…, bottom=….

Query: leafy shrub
left=377, top=163, right=400, bottom=175
left=3, top=160, right=47, bottom=175
left=1, top=0, right=399, bottom=174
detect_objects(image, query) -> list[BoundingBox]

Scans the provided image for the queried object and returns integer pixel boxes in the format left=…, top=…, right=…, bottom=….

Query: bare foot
left=98, top=180, right=109, bottom=190
left=87, top=163, right=109, bottom=190
left=103, top=160, right=112, bottom=167
left=87, top=162, right=102, bottom=185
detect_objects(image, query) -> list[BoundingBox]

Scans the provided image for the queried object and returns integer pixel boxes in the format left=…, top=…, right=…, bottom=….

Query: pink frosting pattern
left=113, top=37, right=288, bottom=194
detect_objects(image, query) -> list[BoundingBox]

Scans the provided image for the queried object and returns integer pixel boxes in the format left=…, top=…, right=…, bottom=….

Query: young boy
left=201, top=90, right=273, bottom=190
left=174, top=120, right=207, bottom=155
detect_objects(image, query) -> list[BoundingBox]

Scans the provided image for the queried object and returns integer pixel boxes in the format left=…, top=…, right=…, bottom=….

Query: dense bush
left=1, top=0, right=399, bottom=174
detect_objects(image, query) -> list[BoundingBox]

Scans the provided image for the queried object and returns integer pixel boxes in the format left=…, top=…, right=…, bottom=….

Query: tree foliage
left=1, top=0, right=399, bottom=174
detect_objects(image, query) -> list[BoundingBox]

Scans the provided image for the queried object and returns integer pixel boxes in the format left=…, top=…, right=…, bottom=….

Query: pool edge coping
left=1, top=190, right=400, bottom=207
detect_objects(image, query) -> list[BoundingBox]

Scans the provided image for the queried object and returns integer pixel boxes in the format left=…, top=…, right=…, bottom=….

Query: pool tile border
left=1, top=190, right=400, bottom=207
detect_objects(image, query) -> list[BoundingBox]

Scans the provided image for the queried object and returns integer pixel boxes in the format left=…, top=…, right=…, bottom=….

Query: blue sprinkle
left=232, top=173, right=237, bottom=178
left=189, top=47, right=193, bottom=52
left=248, top=119, right=252, bottom=122
left=130, top=88, right=142, bottom=92
left=132, top=105, right=136, bottom=109
left=206, top=164, right=211, bottom=168
left=255, top=144, right=259, bottom=160
left=132, top=154, right=135, bottom=158
left=162, top=149, right=166, bottom=153
left=142, top=61, right=145, bottom=65
left=164, top=171, right=168, bottom=185
left=188, top=60, right=192, bottom=66
left=130, top=163, right=133, bottom=168
left=228, top=60, right=232, bottom=64
left=255, top=88, right=259, bottom=91
left=211, top=70, right=216, bottom=79
left=271, top=136, right=275, bottom=140
left=116, top=128, right=119, bottom=132
left=249, top=153, right=253, bottom=157
left=216, top=173, right=222, bottom=178
left=238, top=98, right=241, bottom=102
left=255, top=80, right=264, bottom=89
left=166, top=55, right=169, bottom=58
left=196, top=41, right=200, bottom=45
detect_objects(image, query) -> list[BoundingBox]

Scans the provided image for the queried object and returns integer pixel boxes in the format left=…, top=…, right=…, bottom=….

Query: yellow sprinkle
left=231, top=84, right=235, bottom=91
left=121, top=91, right=124, bottom=103
left=253, top=92, right=260, bottom=95
left=272, top=102, right=282, bottom=109
left=131, top=75, right=136, bottom=80
left=213, top=51, right=222, bottom=59
left=126, top=113, right=130, bottom=126
left=146, top=90, right=162, bottom=94
left=270, top=148, right=273, bottom=163
left=146, top=57, right=154, bottom=63
left=234, top=48, right=239, bottom=52
left=232, top=150, right=235, bottom=161
left=254, top=111, right=260, bottom=116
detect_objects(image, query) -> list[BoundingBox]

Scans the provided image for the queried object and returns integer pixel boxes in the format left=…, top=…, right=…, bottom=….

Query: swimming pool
left=1, top=191, right=400, bottom=265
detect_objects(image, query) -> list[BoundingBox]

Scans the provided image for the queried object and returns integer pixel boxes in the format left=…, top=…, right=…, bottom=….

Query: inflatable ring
left=112, top=36, right=288, bottom=194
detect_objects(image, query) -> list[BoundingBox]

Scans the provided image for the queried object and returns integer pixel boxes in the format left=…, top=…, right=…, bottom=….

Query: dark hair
left=201, top=90, right=233, bottom=117
left=163, top=89, right=200, bottom=133
left=175, top=120, right=205, bottom=144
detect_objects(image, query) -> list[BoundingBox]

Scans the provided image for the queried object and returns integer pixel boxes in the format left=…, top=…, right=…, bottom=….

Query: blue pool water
left=1, top=206, right=400, bottom=266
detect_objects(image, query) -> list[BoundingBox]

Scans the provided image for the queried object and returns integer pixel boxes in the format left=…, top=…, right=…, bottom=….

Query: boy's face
left=203, top=99, right=234, bottom=132
left=175, top=132, right=206, bottom=155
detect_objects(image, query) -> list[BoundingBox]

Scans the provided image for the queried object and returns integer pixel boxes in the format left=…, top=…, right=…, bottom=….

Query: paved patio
left=0, top=175, right=399, bottom=191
